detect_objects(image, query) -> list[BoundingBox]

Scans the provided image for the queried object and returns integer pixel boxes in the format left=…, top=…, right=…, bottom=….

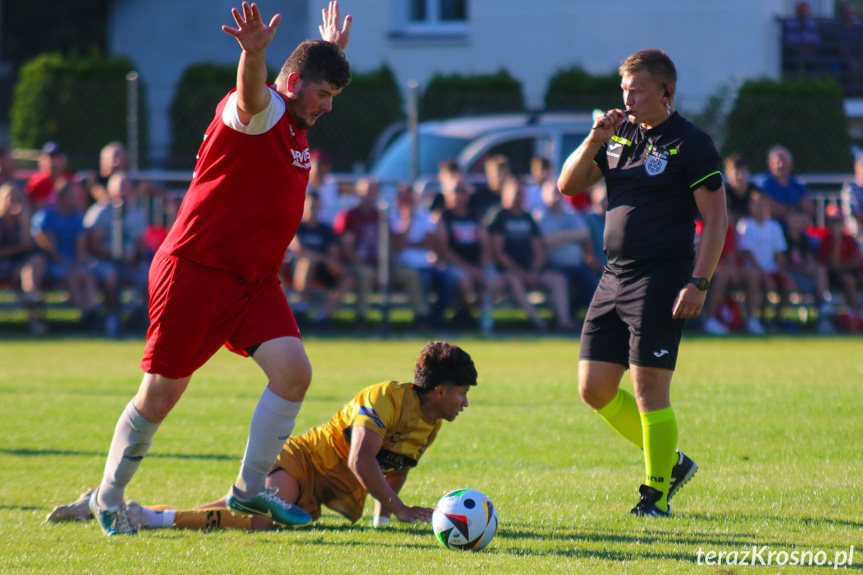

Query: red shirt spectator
left=333, top=182, right=379, bottom=267
left=25, top=142, right=71, bottom=211
left=818, top=225, right=860, bottom=266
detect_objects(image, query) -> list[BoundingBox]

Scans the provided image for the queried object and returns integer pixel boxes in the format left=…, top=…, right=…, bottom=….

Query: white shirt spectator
left=539, top=209, right=588, bottom=267
left=737, top=217, right=787, bottom=273
left=308, top=174, right=341, bottom=225
left=395, top=209, right=437, bottom=269
left=83, top=200, right=148, bottom=258
left=523, top=181, right=547, bottom=220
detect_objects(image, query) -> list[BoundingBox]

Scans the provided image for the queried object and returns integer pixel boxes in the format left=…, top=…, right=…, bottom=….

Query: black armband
left=697, top=173, right=723, bottom=192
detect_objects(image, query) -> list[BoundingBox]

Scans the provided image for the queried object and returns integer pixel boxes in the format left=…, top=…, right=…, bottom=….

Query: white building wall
left=111, top=0, right=795, bottom=166
left=109, top=0, right=308, bottom=164
left=333, top=0, right=787, bottom=111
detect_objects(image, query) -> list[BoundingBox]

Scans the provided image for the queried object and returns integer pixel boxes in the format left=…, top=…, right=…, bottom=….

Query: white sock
left=234, top=386, right=302, bottom=498
left=141, top=507, right=175, bottom=529
left=98, top=401, right=160, bottom=508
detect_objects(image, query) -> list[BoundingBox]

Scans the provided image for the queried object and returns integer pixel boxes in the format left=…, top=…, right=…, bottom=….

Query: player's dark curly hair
left=413, top=341, right=477, bottom=395
left=278, top=40, right=351, bottom=89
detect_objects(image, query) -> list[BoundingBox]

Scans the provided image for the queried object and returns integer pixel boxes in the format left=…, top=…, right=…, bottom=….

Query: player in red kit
left=88, top=2, right=353, bottom=535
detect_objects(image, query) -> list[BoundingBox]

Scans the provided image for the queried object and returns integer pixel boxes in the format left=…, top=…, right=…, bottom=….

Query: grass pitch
left=0, top=336, right=860, bottom=574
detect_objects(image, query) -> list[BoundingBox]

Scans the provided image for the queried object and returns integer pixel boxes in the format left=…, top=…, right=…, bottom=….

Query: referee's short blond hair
left=619, top=49, right=677, bottom=91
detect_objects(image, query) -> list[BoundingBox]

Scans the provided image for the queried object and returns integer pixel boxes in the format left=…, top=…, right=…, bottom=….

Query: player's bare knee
left=135, top=375, right=188, bottom=422
left=578, top=380, right=612, bottom=409
left=269, top=355, right=312, bottom=399
left=135, top=395, right=179, bottom=423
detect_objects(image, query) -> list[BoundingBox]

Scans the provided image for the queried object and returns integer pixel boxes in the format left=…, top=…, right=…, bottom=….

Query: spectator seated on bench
left=30, top=181, right=99, bottom=331
left=287, top=191, right=354, bottom=328
left=487, top=176, right=576, bottom=332
left=0, top=184, right=46, bottom=333
left=818, top=210, right=863, bottom=332
left=334, top=178, right=429, bottom=330
left=83, top=173, right=150, bottom=337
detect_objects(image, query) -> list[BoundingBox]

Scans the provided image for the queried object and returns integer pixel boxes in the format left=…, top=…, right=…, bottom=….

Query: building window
left=439, top=0, right=466, bottom=21
left=409, top=0, right=427, bottom=21
left=396, top=0, right=468, bottom=37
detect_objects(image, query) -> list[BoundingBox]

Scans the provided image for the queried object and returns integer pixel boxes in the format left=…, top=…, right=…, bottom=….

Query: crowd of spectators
left=2, top=138, right=863, bottom=337
left=0, top=141, right=160, bottom=336
left=285, top=145, right=863, bottom=336
left=282, top=154, right=605, bottom=334
left=700, top=146, right=863, bottom=335
left=782, top=1, right=863, bottom=96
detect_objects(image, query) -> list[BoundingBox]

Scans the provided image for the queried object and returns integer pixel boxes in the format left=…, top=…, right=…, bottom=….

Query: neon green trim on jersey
left=690, top=170, right=721, bottom=188
left=646, top=145, right=678, bottom=154
left=611, top=135, right=632, bottom=146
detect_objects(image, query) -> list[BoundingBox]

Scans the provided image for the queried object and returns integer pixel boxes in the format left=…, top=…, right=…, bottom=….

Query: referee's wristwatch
left=690, top=277, right=710, bottom=291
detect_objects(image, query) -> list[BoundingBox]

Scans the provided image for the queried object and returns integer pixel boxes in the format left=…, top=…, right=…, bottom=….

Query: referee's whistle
left=592, top=109, right=629, bottom=130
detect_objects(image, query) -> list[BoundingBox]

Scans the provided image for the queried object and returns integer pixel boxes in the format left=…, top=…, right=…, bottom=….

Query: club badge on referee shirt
left=644, top=148, right=669, bottom=176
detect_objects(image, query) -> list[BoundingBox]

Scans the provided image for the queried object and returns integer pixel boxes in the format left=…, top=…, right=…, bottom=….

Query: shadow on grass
left=0, top=505, right=43, bottom=511
left=685, top=511, right=863, bottom=530
left=0, top=447, right=235, bottom=461
left=123, top=520, right=863, bottom=570
left=484, top=528, right=843, bottom=564
left=495, top=525, right=761, bottom=548
left=243, top=526, right=698, bottom=562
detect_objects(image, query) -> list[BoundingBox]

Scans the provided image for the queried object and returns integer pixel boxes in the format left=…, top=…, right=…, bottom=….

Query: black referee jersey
left=594, top=111, right=722, bottom=271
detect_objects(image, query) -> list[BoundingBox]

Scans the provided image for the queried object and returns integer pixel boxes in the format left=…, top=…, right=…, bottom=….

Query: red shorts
left=141, top=251, right=300, bottom=379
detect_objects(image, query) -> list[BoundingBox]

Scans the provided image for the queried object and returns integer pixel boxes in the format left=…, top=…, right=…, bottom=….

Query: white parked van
left=370, top=112, right=595, bottom=182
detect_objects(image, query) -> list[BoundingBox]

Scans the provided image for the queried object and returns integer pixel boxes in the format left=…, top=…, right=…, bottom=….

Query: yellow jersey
left=302, top=380, right=441, bottom=475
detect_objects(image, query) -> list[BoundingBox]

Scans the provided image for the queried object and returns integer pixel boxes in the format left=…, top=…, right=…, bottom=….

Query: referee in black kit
left=557, top=49, right=727, bottom=517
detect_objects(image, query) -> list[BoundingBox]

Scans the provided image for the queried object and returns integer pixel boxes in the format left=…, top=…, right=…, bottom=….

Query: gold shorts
left=274, top=435, right=367, bottom=522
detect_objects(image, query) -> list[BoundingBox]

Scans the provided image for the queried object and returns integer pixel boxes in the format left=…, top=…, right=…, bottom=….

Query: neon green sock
left=595, top=389, right=643, bottom=449
left=640, top=407, right=678, bottom=512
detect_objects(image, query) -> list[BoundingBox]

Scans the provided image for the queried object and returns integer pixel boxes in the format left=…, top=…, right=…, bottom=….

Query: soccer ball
left=432, top=488, right=498, bottom=552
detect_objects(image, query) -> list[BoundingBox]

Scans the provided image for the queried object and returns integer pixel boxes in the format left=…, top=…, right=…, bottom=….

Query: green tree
left=169, top=64, right=401, bottom=172
left=168, top=63, right=241, bottom=170
left=419, top=70, right=524, bottom=120
left=544, top=66, right=621, bottom=113
left=10, top=53, right=146, bottom=170
left=309, top=65, right=404, bottom=172
left=723, top=77, right=852, bottom=173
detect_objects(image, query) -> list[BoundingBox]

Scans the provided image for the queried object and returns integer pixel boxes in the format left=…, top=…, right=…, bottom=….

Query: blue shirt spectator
left=757, top=145, right=815, bottom=223
left=538, top=181, right=600, bottom=310
left=28, top=181, right=98, bottom=324
left=760, top=174, right=810, bottom=207
left=32, top=200, right=85, bottom=263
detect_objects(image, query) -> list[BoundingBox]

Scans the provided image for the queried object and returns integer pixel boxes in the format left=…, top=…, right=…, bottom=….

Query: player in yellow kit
left=47, top=341, right=477, bottom=530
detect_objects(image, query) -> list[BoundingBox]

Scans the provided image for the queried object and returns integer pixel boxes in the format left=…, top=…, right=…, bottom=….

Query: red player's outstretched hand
left=319, top=0, right=352, bottom=51
left=222, top=2, right=281, bottom=54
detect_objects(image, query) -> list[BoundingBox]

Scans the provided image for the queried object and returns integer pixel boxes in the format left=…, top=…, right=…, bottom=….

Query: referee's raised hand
left=589, top=109, right=627, bottom=143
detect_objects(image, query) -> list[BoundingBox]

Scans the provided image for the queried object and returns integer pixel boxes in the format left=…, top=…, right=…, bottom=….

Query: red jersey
left=334, top=205, right=380, bottom=266
left=818, top=232, right=860, bottom=266
left=160, top=88, right=310, bottom=281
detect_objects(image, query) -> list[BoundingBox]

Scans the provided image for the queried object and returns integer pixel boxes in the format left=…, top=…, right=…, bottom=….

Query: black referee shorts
left=579, top=262, right=691, bottom=370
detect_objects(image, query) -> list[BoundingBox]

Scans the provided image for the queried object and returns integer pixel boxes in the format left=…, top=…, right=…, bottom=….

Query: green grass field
left=1, top=336, right=860, bottom=574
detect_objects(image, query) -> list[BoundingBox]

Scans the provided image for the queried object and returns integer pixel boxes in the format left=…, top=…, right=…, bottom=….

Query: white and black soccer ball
left=432, top=488, right=498, bottom=552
